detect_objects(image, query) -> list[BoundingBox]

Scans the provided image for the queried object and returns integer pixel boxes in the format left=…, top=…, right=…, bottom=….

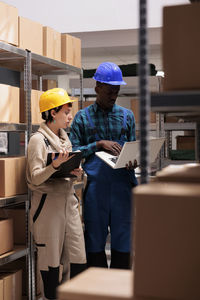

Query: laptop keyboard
left=109, top=156, right=118, bottom=164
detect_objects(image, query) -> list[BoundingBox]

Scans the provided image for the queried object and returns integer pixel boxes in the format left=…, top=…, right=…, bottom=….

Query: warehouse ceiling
left=67, top=28, right=162, bottom=70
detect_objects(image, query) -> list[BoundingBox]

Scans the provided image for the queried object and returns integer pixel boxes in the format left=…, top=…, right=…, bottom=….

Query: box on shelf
left=18, top=16, right=43, bottom=55
left=0, top=2, right=18, bottom=46
left=163, top=3, right=200, bottom=91
left=0, top=218, right=13, bottom=256
left=0, top=84, right=19, bottom=123
left=61, top=34, right=81, bottom=68
left=78, top=101, right=94, bottom=110
left=42, top=79, right=58, bottom=91
left=156, top=163, right=200, bottom=183
left=43, top=26, right=61, bottom=61
left=133, top=182, right=200, bottom=300
left=0, top=270, right=22, bottom=300
left=131, top=99, right=156, bottom=123
left=0, top=256, right=41, bottom=296
left=58, top=267, right=133, bottom=300
left=0, top=208, right=26, bottom=245
left=20, top=89, right=43, bottom=124
left=0, top=156, right=27, bottom=197
left=176, top=135, right=195, bottom=150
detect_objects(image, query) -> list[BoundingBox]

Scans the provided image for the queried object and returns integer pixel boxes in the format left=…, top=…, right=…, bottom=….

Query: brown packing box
left=79, top=101, right=95, bottom=110
left=0, top=218, right=13, bottom=256
left=42, top=79, right=58, bottom=91
left=70, top=97, right=79, bottom=121
left=0, top=270, right=22, bottom=300
left=0, top=256, right=41, bottom=296
left=0, top=84, right=20, bottom=123
left=163, top=3, right=200, bottom=91
left=43, top=26, right=61, bottom=61
left=176, top=135, right=195, bottom=150
left=131, top=99, right=156, bottom=123
left=0, top=156, right=27, bottom=197
left=58, top=267, right=133, bottom=300
left=0, top=279, right=3, bottom=299
left=20, top=89, right=43, bottom=124
left=133, top=182, right=200, bottom=300
left=61, top=34, right=81, bottom=68
left=0, top=208, right=26, bottom=244
left=18, top=16, right=43, bottom=55
left=0, top=2, right=18, bottom=46
left=156, top=163, right=200, bottom=183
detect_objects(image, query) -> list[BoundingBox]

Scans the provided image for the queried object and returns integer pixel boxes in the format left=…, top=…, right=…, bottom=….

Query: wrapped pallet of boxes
left=0, top=218, right=13, bottom=255
left=0, top=84, right=19, bottom=123
left=61, top=34, right=81, bottom=68
left=20, top=89, right=43, bottom=124
left=0, top=1, right=18, bottom=46
left=18, top=16, right=43, bottom=55
left=0, top=270, right=22, bottom=300
left=43, top=26, right=61, bottom=61
left=163, top=3, right=200, bottom=90
left=133, top=182, right=200, bottom=300
left=0, top=156, right=27, bottom=197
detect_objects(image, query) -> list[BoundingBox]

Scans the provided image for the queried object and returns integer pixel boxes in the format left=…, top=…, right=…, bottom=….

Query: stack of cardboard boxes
left=0, top=1, right=81, bottom=67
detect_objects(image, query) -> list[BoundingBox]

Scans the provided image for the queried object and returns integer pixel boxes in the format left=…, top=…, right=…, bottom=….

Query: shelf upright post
left=139, top=0, right=150, bottom=184
left=195, top=122, right=200, bottom=162
left=24, top=50, right=35, bottom=300
left=79, top=68, right=83, bottom=109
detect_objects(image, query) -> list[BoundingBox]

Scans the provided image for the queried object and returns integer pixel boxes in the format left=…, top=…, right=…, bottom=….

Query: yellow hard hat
left=39, top=88, right=77, bottom=113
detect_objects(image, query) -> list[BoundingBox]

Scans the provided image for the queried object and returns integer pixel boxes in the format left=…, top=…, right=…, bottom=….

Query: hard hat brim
left=40, top=98, right=78, bottom=113
left=93, top=77, right=127, bottom=85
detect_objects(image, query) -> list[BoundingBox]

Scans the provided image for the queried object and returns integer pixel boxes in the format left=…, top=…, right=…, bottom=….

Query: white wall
left=4, top=0, right=189, bottom=33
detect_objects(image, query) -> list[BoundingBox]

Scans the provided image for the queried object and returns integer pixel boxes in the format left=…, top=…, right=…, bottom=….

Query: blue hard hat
left=93, top=62, right=127, bottom=85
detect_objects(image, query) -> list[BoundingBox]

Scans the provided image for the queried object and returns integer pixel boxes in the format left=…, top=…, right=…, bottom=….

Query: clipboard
left=47, top=151, right=82, bottom=178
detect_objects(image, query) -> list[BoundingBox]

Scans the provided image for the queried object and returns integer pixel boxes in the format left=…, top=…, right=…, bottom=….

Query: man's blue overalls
left=83, top=107, right=138, bottom=268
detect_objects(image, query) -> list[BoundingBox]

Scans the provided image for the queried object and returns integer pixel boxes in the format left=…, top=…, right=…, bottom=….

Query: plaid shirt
left=70, top=102, right=136, bottom=158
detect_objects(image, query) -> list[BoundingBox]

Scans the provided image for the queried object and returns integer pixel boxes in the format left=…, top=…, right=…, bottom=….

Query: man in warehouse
left=70, top=62, right=138, bottom=269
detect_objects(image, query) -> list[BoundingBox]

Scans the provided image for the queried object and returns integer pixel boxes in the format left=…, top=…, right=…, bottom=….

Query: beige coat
left=26, top=122, right=86, bottom=275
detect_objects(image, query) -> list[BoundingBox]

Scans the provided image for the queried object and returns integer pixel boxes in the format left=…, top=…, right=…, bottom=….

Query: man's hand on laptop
left=96, top=140, right=122, bottom=155
left=126, top=159, right=138, bottom=170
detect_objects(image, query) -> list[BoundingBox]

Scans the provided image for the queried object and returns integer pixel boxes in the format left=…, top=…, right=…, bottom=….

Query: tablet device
left=47, top=151, right=82, bottom=178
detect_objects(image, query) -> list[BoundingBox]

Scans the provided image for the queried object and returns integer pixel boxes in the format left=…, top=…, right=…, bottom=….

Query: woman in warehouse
left=26, top=88, right=86, bottom=300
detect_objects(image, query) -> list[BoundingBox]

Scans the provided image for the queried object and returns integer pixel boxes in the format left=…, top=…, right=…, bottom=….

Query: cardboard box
left=176, top=135, right=195, bottom=150
left=0, top=2, right=18, bottom=46
left=0, top=156, right=27, bottom=197
left=20, top=89, right=43, bottom=124
left=156, top=163, right=200, bottom=183
left=0, top=256, right=41, bottom=296
left=42, top=79, right=58, bottom=91
left=0, top=84, right=20, bottom=123
left=0, top=208, right=26, bottom=245
left=0, top=270, right=22, bottom=300
left=163, top=3, right=200, bottom=90
left=131, top=99, right=156, bottom=123
left=58, top=267, right=133, bottom=300
left=133, top=182, right=200, bottom=300
left=0, top=218, right=13, bottom=255
left=18, top=16, right=43, bottom=55
left=43, top=26, right=61, bottom=61
left=61, top=34, right=81, bottom=68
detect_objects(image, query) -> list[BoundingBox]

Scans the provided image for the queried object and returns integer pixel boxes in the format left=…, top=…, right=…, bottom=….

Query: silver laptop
left=95, top=137, right=165, bottom=169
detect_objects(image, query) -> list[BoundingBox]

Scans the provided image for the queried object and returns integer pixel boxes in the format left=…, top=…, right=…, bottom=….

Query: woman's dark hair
left=41, top=102, right=72, bottom=122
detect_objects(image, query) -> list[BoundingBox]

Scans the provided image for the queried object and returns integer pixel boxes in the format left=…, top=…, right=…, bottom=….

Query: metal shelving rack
left=0, top=40, right=83, bottom=300
left=151, top=91, right=200, bottom=161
